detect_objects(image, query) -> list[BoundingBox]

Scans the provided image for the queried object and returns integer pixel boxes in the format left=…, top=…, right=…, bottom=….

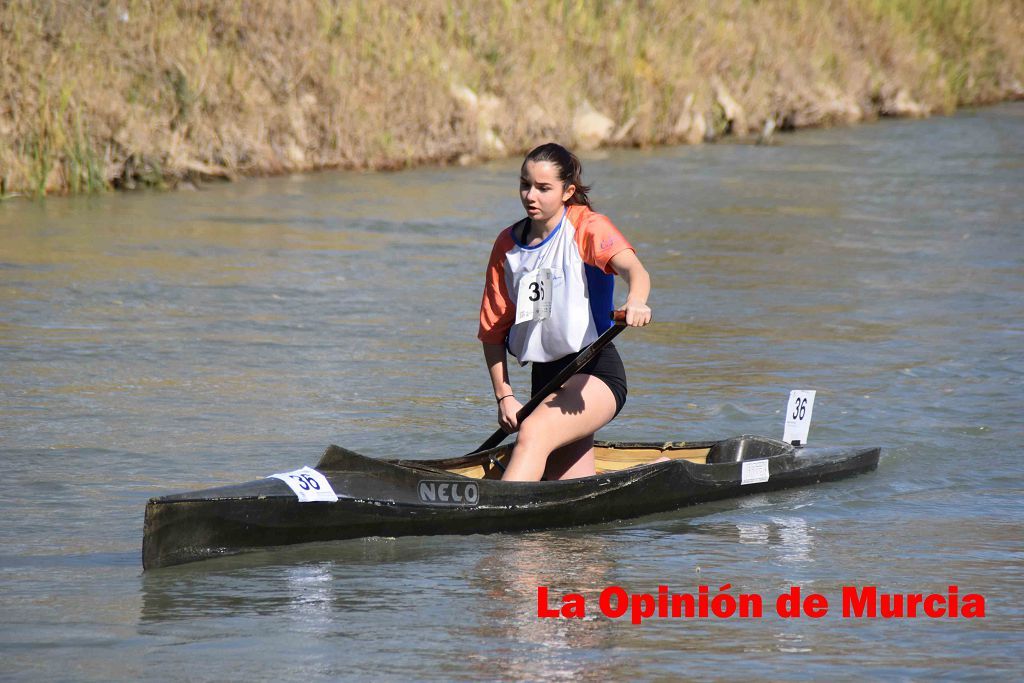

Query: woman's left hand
left=619, top=302, right=652, bottom=327
left=609, top=250, right=653, bottom=328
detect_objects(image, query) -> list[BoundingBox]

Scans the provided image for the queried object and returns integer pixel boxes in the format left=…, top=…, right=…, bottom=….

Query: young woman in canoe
left=478, top=142, right=652, bottom=481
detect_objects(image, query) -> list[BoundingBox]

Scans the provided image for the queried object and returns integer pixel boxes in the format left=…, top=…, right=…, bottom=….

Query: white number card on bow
left=268, top=466, right=339, bottom=502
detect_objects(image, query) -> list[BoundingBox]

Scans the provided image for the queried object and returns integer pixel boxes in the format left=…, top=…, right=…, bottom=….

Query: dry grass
left=1, top=0, right=1022, bottom=198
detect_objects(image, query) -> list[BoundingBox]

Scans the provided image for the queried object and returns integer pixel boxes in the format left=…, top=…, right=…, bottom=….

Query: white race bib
left=515, top=267, right=553, bottom=324
left=268, top=466, right=339, bottom=503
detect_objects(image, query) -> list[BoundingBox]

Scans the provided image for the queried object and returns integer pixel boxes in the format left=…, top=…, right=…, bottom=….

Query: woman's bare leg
left=544, top=435, right=596, bottom=480
left=501, top=374, right=617, bottom=482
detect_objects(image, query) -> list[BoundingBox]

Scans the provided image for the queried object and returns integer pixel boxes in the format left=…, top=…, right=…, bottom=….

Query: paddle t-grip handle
left=611, top=310, right=627, bottom=323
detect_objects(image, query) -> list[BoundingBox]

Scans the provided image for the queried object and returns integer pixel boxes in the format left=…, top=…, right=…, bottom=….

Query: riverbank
left=2, top=0, right=1022, bottom=198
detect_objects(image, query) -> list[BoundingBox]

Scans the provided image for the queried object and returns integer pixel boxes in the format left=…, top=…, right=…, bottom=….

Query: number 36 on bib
left=515, top=268, right=553, bottom=324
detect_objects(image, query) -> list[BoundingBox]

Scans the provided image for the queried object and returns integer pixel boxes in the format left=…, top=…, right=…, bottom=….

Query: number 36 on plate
left=783, top=390, right=816, bottom=446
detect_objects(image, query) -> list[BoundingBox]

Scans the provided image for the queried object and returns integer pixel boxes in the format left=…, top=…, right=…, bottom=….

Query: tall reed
left=1, top=0, right=1021, bottom=197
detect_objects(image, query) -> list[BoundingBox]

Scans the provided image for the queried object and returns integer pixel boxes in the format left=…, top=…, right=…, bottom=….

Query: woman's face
left=520, top=160, right=575, bottom=224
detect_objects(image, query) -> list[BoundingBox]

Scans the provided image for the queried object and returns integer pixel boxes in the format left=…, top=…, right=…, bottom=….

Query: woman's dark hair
left=523, top=142, right=592, bottom=207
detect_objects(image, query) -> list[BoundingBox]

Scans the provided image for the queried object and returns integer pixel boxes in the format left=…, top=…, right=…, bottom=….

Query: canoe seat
left=705, top=435, right=793, bottom=464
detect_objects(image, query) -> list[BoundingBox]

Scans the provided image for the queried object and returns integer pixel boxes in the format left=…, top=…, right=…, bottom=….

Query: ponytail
left=523, top=142, right=592, bottom=208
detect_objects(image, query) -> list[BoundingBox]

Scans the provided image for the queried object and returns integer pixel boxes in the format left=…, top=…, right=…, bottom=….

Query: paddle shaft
left=471, top=311, right=628, bottom=458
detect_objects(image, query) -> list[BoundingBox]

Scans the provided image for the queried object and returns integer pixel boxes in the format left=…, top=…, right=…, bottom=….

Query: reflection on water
left=465, top=534, right=619, bottom=682
left=139, top=537, right=460, bottom=622
left=3, top=104, right=1024, bottom=680
left=734, top=517, right=813, bottom=564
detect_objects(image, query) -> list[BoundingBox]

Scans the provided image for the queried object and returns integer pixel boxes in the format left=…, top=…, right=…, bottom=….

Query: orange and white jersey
left=478, top=204, right=634, bottom=363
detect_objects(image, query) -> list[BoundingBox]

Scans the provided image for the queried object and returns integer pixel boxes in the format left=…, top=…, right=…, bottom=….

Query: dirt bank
left=2, top=0, right=1022, bottom=198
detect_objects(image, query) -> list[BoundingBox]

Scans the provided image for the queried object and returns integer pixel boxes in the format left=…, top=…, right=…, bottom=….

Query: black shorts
left=530, top=343, right=628, bottom=417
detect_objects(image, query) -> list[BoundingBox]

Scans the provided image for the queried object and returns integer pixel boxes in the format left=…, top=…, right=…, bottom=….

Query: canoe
left=142, top=435, right=880, bottom=569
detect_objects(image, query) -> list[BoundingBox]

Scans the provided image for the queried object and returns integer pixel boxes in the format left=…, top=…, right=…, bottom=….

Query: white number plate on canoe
left=268, top=466, right=338, bottom=502
left=741, top=459, right=770, bottom=485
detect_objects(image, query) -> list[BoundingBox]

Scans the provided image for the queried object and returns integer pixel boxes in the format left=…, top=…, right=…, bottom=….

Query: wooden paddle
left=470, top=311, right=629, bottom=467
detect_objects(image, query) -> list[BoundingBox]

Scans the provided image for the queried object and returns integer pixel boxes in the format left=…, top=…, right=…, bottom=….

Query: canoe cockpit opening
left=432, top=436, right=795, bottom=480
left=705, top=435, right=794, bottom=463
left=321, top=436, right=796, bottom=481
left=438, top=442, right=715, bottom=480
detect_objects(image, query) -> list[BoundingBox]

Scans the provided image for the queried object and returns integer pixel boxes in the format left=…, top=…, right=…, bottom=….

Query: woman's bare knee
left=514, top=418, right=549, bottom=453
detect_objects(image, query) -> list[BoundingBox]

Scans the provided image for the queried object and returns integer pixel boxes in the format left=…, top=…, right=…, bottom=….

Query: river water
left=2, top=104, right=1022, bottom=681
